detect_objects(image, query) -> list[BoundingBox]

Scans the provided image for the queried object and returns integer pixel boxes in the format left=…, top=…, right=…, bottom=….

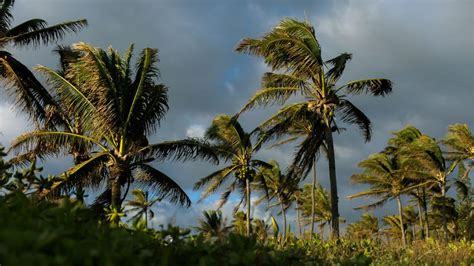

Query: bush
left=0, top=193, right=473, bottom=265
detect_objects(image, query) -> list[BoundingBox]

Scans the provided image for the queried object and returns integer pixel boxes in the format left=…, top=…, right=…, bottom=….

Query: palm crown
left=194, top=114, right=270, bottom=236
left=10, top=43, right=218, bottom=212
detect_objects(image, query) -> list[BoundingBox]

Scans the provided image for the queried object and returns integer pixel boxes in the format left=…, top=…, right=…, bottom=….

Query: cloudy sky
left=1, top=0, right=473, bottom=232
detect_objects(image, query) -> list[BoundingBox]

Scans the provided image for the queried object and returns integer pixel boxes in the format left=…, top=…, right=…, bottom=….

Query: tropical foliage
left=0, top=6, right=472, bottom=265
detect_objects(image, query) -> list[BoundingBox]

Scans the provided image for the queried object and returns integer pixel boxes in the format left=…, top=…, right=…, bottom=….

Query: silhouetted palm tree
left=0, top=0, right=87, bottom=124
left=126, top=189, right=160, bottom=229
left=10, top=43, right=218, bottom=217
left=194, top=114, right=270, bottom=236
left=254, top=160, right=298, bottom=238
left=348, top=153, right=424, bottom=247
left=235, top=18, right=393, bottom=238
left=196, top=210, right=231, bottom=242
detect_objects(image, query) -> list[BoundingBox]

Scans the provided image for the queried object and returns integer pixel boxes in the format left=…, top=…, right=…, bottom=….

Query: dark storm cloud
left=1, top=0, right=473, bottom=228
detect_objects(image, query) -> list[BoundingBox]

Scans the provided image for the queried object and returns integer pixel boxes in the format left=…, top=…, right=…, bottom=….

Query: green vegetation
left=0, top=3, right=472, bottom=265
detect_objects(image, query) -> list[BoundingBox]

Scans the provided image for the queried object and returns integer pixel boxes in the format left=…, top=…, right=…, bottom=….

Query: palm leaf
left=9, top=19, right=87, bottom=47
left=342, top=78, right=392, bottom=96
left=135, top=164, right=191, bottom=207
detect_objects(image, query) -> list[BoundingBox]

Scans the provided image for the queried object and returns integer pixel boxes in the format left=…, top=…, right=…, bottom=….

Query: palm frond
left=0, top=51, right=55, bottom=124
left=194, top=164, right=238, bottom=199
left=136, top=138, right=219, bottom=164
left=325, top=53, right=352, bottom=83
left=9, top=19, right=87, bottom=47
left=135, top=164, right=191, bottom=207
left=337, top=99, right=372, bottom=142
left=237, top=87, right=301, bottom=115
left=342, top=78, right=392, bottom=96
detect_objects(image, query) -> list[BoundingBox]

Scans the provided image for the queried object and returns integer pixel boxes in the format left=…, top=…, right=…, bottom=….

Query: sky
left=0, top=0, right=473, bottom=233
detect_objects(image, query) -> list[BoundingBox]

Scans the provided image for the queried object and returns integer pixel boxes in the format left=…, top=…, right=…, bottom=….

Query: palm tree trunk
left=111, top=178, right=122, bottom=209
left=280, top=200, right=287, bottom=238
left=422, top=188, right=430, bottom=238
left=324, top=127, right=339, bottom=239
left=441, top=185, right=449, bottom=242
left=110, top=164, right=125, bottom=211
left=296, top=201, right=302, bottom=237
left=246, top=176, right=251, bottom=237
left=310, top=157, right=317, bottom=238
left=396, top=195, right=407, bottom=247
left=417, top=197, right=424, bottom=239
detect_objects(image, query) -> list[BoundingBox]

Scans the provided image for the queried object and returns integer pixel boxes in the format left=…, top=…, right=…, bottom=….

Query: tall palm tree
left=235, top=18, right=393, bottom=238
left=254, top=160, right=298, bottom=238
left=194, top=114, right=270, bottom=236
left=0, top=0, right=87, bottom=125
left=348, top=153, right=424, bottom=247
left=196, top=210, right=231, bottom=242
left=444, top=124, right=474, bottom=175
left=10, top=43, right=218, bottom=216
left=126, top=189, right=160, bottom=229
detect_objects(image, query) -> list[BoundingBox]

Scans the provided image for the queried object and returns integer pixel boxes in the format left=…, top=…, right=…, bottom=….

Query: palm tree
left=348, top=153, right=424, bottom=247
left=387, top=125, right=430, bottom=238
left=10, top=43, right=218, bottom=217
left=194, top=114, right=270, bottom=236
left=235, top=18, right=393, bottom=238
left=404, top=135, right=466, bottom=241
left=0, top=0, right=87, bottom=125
left=444, top=124, right=474, bottom=176
left=254, top=160, right=298, bottom=238
left=196, top=210, right=231, bottom=242
left=126, top=189, right=160, bottom=229
left=346, top=213, right=379, bottom=240
left=298, top=183, right=336, bottom=239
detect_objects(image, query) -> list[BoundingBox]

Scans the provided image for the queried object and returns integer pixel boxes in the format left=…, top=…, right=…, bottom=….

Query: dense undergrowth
left=0, top=193, right=472, bottom=266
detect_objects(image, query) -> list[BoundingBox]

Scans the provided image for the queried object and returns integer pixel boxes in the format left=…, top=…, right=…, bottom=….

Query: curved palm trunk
left=324, top=127, right=339, bottom=239
left=417, top=197, right=424, bottom=239
left=422, top=188, right=430, bottom=238
left=310, top=158, right=317, bottom=238
left=396, top=196, right=407, bottom=247
left=441, top=185, right=449, bottom=242
left=246, top=176, right=251, bottom=237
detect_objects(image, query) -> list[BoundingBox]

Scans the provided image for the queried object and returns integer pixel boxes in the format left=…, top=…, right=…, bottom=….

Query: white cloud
left=0, top=103, right=30, bottom=147
left=185, top=124, right=206, bottom=138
